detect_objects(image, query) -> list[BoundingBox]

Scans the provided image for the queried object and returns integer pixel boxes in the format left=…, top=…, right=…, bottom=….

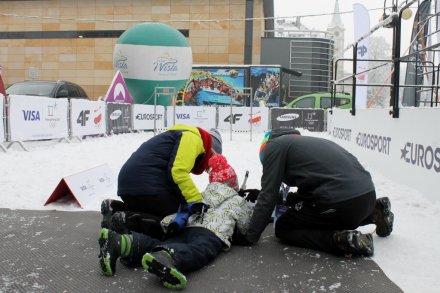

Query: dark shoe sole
left=111, top=212, right=130, bottom=235
left=98, top=228, right=115, bottom=277
left=375, top=197, right=394, bottom=237
left=142, top=253, right=187, bottom=290
left=100, top=200, right=113, bottom=229
left=335, top=231, right=374, bottom=257
left=356, top=232, right=374, bottom=257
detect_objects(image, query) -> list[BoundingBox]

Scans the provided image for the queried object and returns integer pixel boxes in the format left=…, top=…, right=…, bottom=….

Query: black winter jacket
left=247, top=131, right=375, bottom=243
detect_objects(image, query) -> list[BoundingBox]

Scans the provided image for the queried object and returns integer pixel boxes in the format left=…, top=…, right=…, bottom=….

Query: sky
left=274, top=0, right=418, bottom=56
left=1, top=130, right=439, bottom=293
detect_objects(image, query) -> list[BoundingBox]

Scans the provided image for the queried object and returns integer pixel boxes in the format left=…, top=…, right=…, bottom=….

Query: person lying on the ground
left=235, top=129, right=394, bottom=258
left=98, top=154, right=254, bottom=290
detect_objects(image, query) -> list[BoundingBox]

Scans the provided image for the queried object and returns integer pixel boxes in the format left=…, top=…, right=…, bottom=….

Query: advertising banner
left=106, top=103, right=132, bottom=134
left=113, top=44, right=192, bottom=81
left=0, top=94, right=4, bottom=142
left=166, top=106, right=216, bottom=128
left=132, top=104, right=166, bottom=130
left=8, top=95, right=69, bottom=141
left=270, top=108, right=325, bottom=132
left=70, top=99, right=106, bottom=137
left=104, top=70, right=134, bottom=104
left=178, top=67, right=246, bottom=106
left=250, top=66, right=281, bottom=107
left=218, top=106, right=269, bottom=132
left=327, top=107, right=440, bottom=202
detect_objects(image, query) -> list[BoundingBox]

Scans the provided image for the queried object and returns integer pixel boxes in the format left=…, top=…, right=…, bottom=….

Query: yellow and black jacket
left=117, top=124, right=212, bottom=203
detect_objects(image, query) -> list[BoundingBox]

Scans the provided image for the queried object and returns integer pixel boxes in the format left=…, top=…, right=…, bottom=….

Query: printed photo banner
left=70, top=99, right=106, bottom=137
left=180, top=67, right=247, bottom=106
left=166, top=106, right=216, bottom=128
left=8, top=95, right=69, bottom=141
left=0, top=94, right=4, bottom=142
left=217, top=106, right=269, bottom=132
left=132, top=104, right=165, bottom=130
left=250, top=66, right=281, bottom=107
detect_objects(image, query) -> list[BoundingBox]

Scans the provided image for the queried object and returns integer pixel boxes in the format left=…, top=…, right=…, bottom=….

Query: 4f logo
left=224, top=114, right=242, bottom=124
left=77, top=110, right=90, bottom=126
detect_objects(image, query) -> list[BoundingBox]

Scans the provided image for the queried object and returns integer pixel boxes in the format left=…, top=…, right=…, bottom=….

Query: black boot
left=100, top=199, right=114, bottom=229
left=100, top=199, right=126, bottom=229
left=98, top=228, right=122, bottom=276
left=142, top=250, right=187, bottom=290
left=374, top=197, right=394, bottom=237
left=333, top=230, right=374, bottom=257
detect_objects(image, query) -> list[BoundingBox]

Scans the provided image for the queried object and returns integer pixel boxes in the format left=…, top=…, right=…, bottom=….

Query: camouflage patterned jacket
left=161, top=182, right=254, bottom=249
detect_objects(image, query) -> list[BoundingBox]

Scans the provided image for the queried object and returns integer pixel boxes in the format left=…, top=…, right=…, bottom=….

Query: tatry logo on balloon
left=277, top=114, right=300, bottom=121
left=153, top=53, right=178, bottom=74
left=110, top=110, right=122, bottom=120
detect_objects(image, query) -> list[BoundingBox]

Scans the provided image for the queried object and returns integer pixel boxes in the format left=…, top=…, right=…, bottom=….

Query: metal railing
left=331, top=0, right=440, bottom=117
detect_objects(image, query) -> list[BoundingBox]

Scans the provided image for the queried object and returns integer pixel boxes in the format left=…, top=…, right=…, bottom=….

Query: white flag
left=353, top=3, right=370, bottom=109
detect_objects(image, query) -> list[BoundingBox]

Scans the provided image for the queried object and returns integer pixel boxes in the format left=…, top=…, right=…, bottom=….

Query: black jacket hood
left=269, top=128, right=301, bottom=139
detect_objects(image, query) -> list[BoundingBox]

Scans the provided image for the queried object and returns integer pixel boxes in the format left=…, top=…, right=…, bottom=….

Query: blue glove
left=166, top=202, right=209, bottom=236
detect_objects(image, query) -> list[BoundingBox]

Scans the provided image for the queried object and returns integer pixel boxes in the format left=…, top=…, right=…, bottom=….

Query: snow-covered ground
left=1, top=130, right=439, bottom=293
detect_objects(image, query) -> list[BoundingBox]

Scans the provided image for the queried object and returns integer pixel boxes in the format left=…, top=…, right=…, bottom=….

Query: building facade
left=326, top=0, right=345, bottom=82
left=0, top=0, right=268, bottom=99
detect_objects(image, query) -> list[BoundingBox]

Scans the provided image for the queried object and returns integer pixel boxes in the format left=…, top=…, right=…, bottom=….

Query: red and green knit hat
left=259, top=130, right=271, bottom=163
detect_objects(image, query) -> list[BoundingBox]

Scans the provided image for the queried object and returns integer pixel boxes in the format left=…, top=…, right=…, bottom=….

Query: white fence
left=8, top=95, right=69, bottom=141
left=1, top=96, right=330, bottom=152
left=132, top=104, right=166, bottom=130
left=0, top=94, right=5, bottom=151
left=166, top=106, right=217, bottom=129
left=327, top=107, right=440, bottom=202
left=70, top=99, right=107, bottom=138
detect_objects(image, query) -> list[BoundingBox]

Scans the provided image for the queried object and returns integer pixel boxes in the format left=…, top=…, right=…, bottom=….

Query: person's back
left=118, top=129, right=184, bottom=197
left=243, top=129, right=394, bottom=258
left=272, top=135, right=374, bottom=204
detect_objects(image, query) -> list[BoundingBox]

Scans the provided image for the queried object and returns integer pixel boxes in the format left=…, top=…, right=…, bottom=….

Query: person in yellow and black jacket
left=99, top=124, right=223, bottom=239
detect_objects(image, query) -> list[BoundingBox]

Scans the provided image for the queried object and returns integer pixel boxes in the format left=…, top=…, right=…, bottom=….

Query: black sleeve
left=246, top=140, right=286, bottom=243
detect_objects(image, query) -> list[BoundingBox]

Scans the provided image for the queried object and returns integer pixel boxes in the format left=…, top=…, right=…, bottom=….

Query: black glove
left=238, top=189, right=260, bottom=203
left=188, top=202, right=209, bottom=215
left=238, top=189, right=247, bottom=197
left=188, top=202, right=209, bottom=224
left=232, top=233, right=254, bottom=246
left=285, top=192, right=299, bottom=207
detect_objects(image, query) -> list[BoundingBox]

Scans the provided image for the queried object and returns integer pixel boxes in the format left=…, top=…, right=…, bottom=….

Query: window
left=336, top=98, right=350, bottom=106
left=320, top=97, right=331, bottom=109
left=294, top=97, right=315, bottom=108
left=56, top=85, right=69, bottom=98
left=67, top=84, right=81, bottom=98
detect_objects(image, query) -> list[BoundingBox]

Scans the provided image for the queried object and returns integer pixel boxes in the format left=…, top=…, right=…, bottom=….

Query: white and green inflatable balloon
left=113, top=22, right=192, bottom=105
